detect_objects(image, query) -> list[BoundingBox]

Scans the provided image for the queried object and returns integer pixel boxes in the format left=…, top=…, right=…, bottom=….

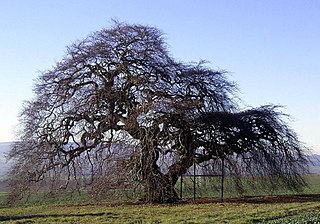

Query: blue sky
left=0, top=0, right=319, bottom=152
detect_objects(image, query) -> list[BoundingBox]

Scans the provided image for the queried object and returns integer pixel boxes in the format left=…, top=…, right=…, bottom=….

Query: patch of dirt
left=183, top=194, right=320, bottom=204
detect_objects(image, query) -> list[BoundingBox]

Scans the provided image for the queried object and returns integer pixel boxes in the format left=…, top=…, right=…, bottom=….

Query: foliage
left=7, top=21, right=308, bottom=203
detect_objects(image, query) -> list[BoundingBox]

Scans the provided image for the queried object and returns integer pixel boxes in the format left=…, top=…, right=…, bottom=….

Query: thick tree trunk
left=143, top=171, right=180, bottom=203
left=139, top=130, right=194, bottom=203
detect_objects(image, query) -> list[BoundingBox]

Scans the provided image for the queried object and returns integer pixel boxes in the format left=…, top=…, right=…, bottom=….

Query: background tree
left=7, top=22, right=308, bottom=203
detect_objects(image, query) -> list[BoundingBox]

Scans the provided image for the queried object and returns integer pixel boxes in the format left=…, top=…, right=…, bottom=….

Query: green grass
left=265, top=210, right=320, bottom=224
left=1, top=175, right=320, bottom=223
left=1, top=199, right=320, bottom=223
left=177, top=174, right=320, bottom=199
left=0, top=192, right=7, bottom=207
left=1, top=174, right=320, bottom=206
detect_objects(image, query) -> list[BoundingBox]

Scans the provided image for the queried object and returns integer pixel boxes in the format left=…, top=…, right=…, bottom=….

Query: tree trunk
left=142, top=145, right=195, bottom=203
left=143, top=171, right=180, bottom=203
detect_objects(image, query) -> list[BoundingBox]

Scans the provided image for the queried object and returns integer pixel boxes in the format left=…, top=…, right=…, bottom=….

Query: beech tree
left=8, top=22, right=308, bottom=203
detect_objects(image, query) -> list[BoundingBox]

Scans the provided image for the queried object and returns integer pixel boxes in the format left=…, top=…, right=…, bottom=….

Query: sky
left=0, top=0, right=319, bottom=153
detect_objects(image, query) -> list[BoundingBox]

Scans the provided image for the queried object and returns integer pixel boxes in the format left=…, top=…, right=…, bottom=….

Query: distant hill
left=307, top=154, right=320, bottom=174
left=0, top=142, right=12, bottom=178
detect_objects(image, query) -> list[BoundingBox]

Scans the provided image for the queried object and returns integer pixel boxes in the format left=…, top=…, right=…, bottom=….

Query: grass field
left=179, top=174, right=320, bottom=199
left=1, top=175, right=320, bottom=223
left=1, top=196, right=320, bottom=223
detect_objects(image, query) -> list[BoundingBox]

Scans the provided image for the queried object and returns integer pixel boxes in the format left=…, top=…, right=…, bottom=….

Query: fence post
left=180, top=175, right=183, bottom=199
left=221, top=157, right=225, bottom=201
left=193, top=162, right=196, bottom=201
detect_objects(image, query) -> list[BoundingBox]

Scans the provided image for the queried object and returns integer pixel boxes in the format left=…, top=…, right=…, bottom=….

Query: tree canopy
left=8, top=22, right=308, bottom=203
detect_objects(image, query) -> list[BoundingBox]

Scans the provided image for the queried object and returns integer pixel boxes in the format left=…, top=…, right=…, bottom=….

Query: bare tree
left=7, top=22, right=308, bottom=203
